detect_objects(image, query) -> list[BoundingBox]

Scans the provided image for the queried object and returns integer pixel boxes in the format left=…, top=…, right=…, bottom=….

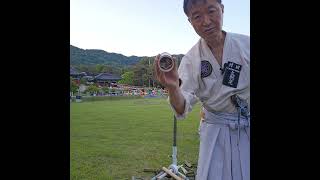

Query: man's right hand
left=154, top=54, right=179, bottom=90
left=154, top=54, right=186, bottom=115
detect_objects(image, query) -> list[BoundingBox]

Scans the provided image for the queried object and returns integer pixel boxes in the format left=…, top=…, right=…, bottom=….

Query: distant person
left=198, top=106, right=205, bottom=135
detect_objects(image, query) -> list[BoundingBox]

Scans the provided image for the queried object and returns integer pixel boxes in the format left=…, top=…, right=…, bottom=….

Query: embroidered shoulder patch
left=201, top=60, right=213, bottom=78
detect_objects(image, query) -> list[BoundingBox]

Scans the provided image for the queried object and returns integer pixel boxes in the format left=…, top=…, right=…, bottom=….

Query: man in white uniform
left=154, top=0, right=250, bottom=179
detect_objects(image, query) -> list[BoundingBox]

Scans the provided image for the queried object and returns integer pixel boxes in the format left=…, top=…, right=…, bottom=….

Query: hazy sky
left=70, top=0, right=250, bottom=56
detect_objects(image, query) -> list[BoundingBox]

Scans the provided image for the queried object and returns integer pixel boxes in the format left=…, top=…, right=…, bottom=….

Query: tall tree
left=118, top=71, right=134, bottom=85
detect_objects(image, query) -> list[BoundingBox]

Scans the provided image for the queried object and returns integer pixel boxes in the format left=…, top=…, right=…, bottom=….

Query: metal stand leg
left=151, top=115, right=189, bottom=180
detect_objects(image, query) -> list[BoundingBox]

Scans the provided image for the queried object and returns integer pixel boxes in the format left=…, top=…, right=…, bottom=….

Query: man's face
left=188, top=0, right=224, bottom=40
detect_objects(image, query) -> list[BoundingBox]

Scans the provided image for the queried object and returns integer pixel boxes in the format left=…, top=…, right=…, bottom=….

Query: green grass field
left=71, top=98, right=201, bottom=179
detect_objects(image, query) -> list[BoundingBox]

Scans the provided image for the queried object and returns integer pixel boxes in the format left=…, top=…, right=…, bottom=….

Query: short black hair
left=183, top=0, right=222, bottom=16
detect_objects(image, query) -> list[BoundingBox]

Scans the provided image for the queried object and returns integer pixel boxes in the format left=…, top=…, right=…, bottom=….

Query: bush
left=102, top=87, right=109, bottom=93
left=86, top=84, right=99, bottom=94
left=70, top=79, right=79, bottom=94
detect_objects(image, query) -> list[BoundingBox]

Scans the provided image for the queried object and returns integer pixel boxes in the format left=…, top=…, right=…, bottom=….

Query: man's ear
left=221, top=4, right=224, bottom=14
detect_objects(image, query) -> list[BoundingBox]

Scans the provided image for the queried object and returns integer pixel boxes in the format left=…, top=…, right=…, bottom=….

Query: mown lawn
left=71, top=98, right=201, bottom=179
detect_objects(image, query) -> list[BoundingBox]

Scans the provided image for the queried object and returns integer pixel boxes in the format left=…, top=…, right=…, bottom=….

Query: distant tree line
left=72, top=54, right=183, bottom=88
